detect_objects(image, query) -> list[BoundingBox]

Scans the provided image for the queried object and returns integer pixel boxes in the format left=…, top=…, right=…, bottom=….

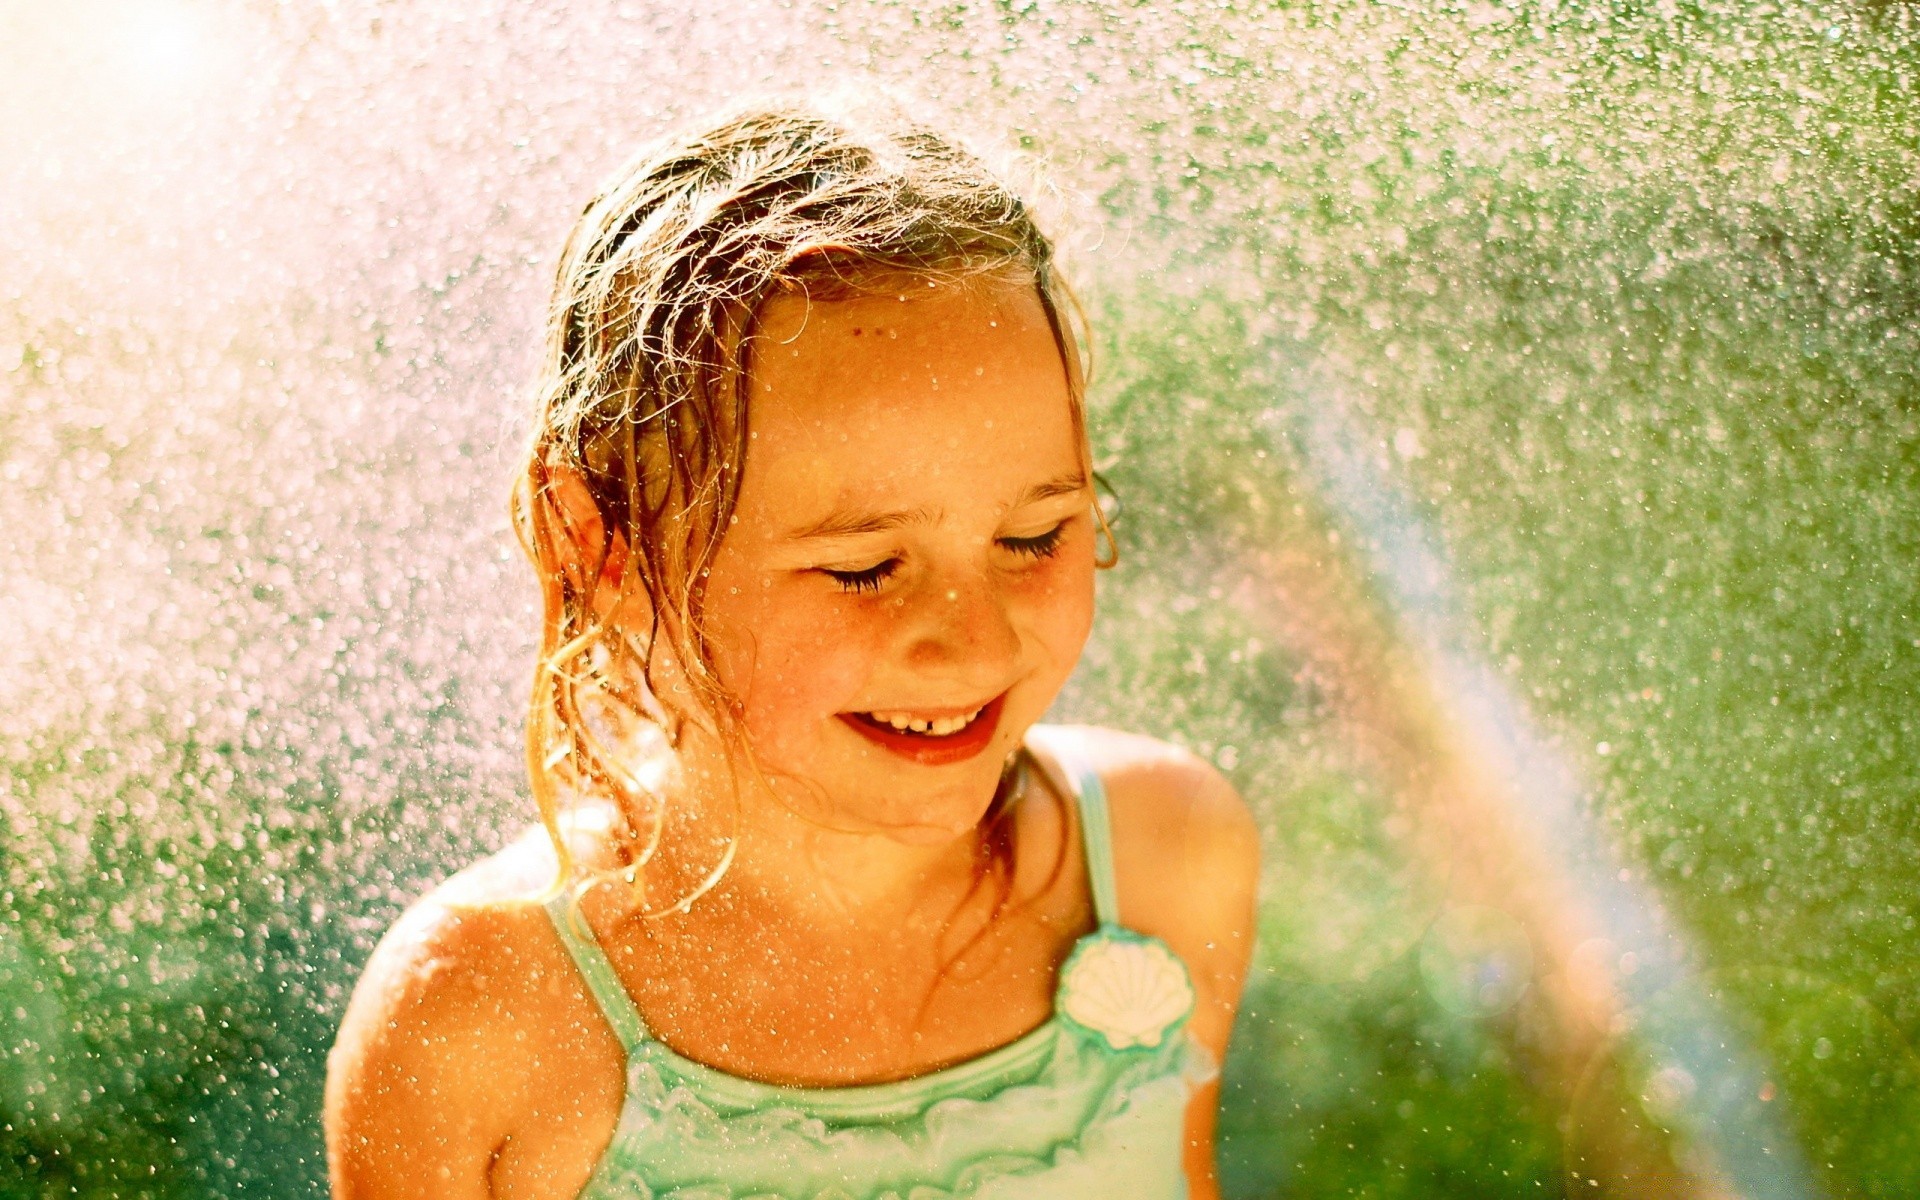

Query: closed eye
left=999, top=521, right=1067, bottom=560
left=821, top=559, right=899, bottom=594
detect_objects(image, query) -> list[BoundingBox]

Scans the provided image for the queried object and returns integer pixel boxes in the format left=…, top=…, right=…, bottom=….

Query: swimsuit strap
left=544, top=891, right=652, bottom=1056
left=1026, top=727, right=1121, bottom=928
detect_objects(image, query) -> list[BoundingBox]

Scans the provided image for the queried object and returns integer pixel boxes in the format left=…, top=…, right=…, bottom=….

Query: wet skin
left=699, top=280, right=1098, bottom=846
left=323, top=282, right=1261, bottom=1200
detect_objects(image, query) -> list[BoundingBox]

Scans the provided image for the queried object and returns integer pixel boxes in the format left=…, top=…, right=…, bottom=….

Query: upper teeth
left=868, top=706, right=984, bottom=737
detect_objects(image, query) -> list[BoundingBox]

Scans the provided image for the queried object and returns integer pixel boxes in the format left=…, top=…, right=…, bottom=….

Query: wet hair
left=512, top=102, right=1094, bottom=912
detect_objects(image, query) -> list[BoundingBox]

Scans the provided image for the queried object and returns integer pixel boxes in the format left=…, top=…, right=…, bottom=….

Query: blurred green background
left=2, top=0, right=1915, bottom=1196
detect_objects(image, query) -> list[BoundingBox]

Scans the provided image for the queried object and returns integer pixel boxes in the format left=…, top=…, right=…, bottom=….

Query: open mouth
left=838, top=693, right=1008, bottom=765
left=859, top=705, right=988, bottom=737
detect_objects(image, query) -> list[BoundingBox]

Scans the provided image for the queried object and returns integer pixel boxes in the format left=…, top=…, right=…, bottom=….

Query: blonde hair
left=512, top=103, right=1093, bottom=909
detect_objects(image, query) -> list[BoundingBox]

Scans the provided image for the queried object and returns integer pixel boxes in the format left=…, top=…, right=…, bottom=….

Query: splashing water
left=3, top=1, right=1917, bottom=1196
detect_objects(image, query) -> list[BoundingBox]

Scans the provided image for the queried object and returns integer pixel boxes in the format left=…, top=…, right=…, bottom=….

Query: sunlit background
left=2, top=1, right=1916, bottom=1196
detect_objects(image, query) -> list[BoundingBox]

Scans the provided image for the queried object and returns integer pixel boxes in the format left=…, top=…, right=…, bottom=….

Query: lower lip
left=838, top=694, right=1007, bottom=766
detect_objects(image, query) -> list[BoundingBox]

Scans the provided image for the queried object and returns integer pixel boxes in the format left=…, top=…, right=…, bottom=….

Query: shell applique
left=1056, top=929, right=1195, bottom=1050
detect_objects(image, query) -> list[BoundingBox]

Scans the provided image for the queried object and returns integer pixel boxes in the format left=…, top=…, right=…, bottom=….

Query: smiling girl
left=324, top=106, right=1260, bottom=1200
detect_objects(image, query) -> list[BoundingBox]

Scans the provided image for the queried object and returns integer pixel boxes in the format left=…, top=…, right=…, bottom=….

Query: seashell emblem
left=1056, top=929, right=1195, bottom=1050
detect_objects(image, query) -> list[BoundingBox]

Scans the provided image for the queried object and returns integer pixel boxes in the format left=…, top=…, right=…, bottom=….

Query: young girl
left=325, top=105, right=1259, bottom=1200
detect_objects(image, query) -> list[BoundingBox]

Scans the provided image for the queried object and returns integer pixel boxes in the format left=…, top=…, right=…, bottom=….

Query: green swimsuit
left=544, top=727, right=1214, bottom=1200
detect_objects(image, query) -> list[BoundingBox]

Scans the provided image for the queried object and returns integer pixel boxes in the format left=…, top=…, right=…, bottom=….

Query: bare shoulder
left=329, top=824, right=565, bottom=1058
left=1067, top=726, right=1259, bottom=864
left=324, top=826, right=619, bottom=1199
left=1052, top=726, right=1261, bottom=1055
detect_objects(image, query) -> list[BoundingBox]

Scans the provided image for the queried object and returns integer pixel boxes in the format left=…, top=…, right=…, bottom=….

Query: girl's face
left=700, top=280, right=1096, bottom=844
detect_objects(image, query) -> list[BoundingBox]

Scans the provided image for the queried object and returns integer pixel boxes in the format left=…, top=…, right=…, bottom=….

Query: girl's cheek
left=1038, top=579, right=1096, bottom=669
left=711, top=578, right=882, bottom=738
left=1014, top=541, right=1098, bottom=654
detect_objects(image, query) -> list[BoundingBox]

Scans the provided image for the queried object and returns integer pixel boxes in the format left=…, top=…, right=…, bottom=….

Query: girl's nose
left=902, top=572, right=1022, bottom=680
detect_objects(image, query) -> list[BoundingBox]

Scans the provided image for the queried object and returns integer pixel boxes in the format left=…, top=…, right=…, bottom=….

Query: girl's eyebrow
left=1013, top=470, right=1093, bottom=507
left=787, top=504, right=938, bottom=541
left=784, top=470, right=1089, bottom=542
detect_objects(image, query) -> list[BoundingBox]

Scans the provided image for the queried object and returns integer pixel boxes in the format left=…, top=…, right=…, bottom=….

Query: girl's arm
left=325, top=901, right=525, bottom=1199
left=325, top=859, right=630, bottom=1200
left=1078, top=727, right=1263, bottom=1200
left=1183, top=1080, right=1229, bottom=1200
left=1170, top=782, right=1259, bottom=1200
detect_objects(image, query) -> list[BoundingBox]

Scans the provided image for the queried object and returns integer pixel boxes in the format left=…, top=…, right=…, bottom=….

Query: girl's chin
left=743, top=718, right=1030, bottom=835
left=742, top=754, right=999, bottom=835
left=828, top=771, right=1003, bottom=840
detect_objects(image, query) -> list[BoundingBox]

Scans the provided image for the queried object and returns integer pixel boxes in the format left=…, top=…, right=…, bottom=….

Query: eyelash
left=821, top=522, right=1070, bottom=594
left=824, top=560, right=899, bottom=595
left=1001, top=522, right=1068, bottom=560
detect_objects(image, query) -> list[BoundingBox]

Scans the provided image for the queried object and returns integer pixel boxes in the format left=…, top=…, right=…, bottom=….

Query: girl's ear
left=544, top=465, right=631, bottom=609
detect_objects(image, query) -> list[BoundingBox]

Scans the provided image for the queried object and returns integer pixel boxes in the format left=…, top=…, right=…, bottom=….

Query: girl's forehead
left=735, top=283, right=1083, bottom=527
left=753, top=278, right=1052, bottom=363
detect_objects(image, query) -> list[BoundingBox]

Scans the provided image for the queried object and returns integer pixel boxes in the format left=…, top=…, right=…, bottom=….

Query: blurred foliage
left=3, top=0, right=1917, bottom=1196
